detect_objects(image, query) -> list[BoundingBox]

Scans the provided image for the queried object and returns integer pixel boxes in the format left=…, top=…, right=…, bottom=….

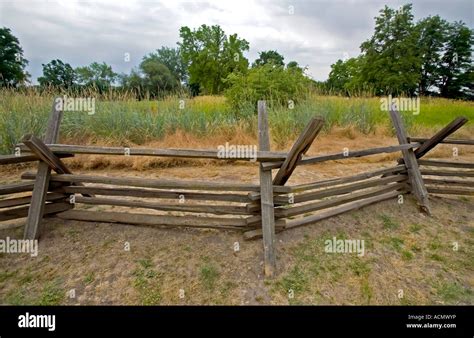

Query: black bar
left=0, top=305, right=471, bottom=337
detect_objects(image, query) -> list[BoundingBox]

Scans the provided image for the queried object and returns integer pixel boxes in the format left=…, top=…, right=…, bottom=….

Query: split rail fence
left=1, top=99, right=473, bottom=277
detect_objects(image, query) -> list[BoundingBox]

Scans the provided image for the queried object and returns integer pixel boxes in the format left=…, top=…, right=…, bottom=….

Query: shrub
left=224, top=64, right=312, bottom=111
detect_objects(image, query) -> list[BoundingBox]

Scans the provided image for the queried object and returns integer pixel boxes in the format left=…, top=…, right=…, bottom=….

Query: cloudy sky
left=1, top=0, right=472, bottom=83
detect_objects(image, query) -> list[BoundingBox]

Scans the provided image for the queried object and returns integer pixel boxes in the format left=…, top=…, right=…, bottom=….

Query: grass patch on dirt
left=434, top=281, right=473, bottom=304
left=271, top=230, right=376, bottom=304
left=380, top=214, right=400, bottom=230
left=269, top=195, right=473, bottom=305
left=4, top=278, right=65, bottom=305
left=199, top=263, right=220, bottom=291
left=132, top=258, right=162, bottom=305
left=83, top=272, right=95, bottom=285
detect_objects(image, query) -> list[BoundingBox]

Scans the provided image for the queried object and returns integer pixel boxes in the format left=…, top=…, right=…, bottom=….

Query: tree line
left=1, top=3, right=472, bottom=100
left=0, top=24, right=303, bottom=99
left=324, top=4, right=473, bottom=99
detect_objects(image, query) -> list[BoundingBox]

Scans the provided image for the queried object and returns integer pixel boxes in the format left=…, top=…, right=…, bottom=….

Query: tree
left=119, top=69, right=144, bottom=98
left=139, top=56, right=179, bottom=96
left=145, top=47, right=186, bottom=83
left=359, top=4, right=420, bottom=95
left=415, top=15, right=449, bottom=95
left=253, top=50, right=284, bottom=67
left=0, top=27, right=29, bottom=87
left=75, top=62, right=117, bottom=91
left=438, top=22, right=473, bottom=98
left=327, top=59, right=353, bottom=92
left=324, top=4, right=473, bottom=99
left=179, top=24, right=249, bottom=94
left=38, top=59, right=76, bottom=89
left=286, top=61, right=300, bottom=70
left=327, top=57, right=366, bottom=95
left=119, top=56, right=180, bottom=99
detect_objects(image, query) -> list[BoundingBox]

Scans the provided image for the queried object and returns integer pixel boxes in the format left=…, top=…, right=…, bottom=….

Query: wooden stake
left=399, top=116, right=468, bottom=163
left=273, top=117, right=324, bottom=185
left=22, top=134, right=92, bottom=197
left=24, top=98, right=63, bottom=240
left=258, top=100, right=277, bottom=277
left=389, top=108, right=431, bottom=215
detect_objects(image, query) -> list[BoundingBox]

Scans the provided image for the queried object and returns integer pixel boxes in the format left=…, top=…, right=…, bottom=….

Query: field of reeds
left=1, top=88, right=473, bottom=155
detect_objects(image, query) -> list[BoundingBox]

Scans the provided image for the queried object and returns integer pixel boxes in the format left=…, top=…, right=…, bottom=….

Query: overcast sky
left=1, top=0, right=472, bottom=83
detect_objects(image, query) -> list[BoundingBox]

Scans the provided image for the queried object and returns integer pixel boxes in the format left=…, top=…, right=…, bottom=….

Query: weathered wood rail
left=0, top=98, right=472, bottom=277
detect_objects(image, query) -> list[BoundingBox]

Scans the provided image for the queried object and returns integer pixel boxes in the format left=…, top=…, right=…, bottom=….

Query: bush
left=224, top=64, right=312, bottom=111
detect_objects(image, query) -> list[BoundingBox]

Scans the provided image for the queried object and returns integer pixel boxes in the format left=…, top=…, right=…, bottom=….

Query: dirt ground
left=0, top=137, right=473, bottom=305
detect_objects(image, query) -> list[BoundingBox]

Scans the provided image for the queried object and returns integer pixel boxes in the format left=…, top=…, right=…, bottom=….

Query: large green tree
left=145, top=47, right=186, bottom=83
left=0, top=27, right=29, bottom=87
left=415, top=15, right=449, bottom=95
left=359, top=4, right=420, bottom=95
left=327, top=57, right=364, bottom=94
left=327, top=5, right=473, bottom=99
left=438, top=22, right=473, bottom=98
left=139, top=56, right=179, bottom=96
left=38, top=59, right=76, bottom=89
left=179, top=24, right=249, bottom=94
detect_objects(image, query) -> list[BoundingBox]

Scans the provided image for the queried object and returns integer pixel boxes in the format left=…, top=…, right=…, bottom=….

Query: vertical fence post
left=24, top=98, right=64, bottom=240
left=258, top=100, right=277, bottom=277
left=389, top=107, right=431, bottom=215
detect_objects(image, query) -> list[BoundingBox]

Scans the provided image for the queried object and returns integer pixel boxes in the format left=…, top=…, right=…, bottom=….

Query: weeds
left=435, top=281, right=473, bottom=303
left=380, top=214, right=400, bottom=230
left=199, top=263, right=219, bottom=291
left=132, top=259, right=161, bottom=305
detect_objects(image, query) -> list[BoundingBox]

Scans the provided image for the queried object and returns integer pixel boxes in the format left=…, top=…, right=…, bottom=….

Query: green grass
left=274, top=231, right=376, bottom=303
left=380, top=214, right=400, bottom=230
left=435, top=281, right=473, bottom=303
left=1, top=89, right=473, bottom=154
left=401, top=250, right=414, bottom=261
left=349, top=258, right=371, bottom=277
left=0, top=270, right=17, bottom=283
left=279, top=266, right=308, bottom=294
left=83, top=272, right=95, bottom=285
left=38, top=280, right=65, bottom=305
left=199, top=263, right=219, bottom=290
left=428, top=238, right=442, bottom=251
left=388, top=237, right=405, bottom=251
left=132, top=259, right=162, bottom=305
left=430, top=253, right=446, bottom=262
left=409, top=223, right=423, bottom=233
left=360, top=278, right=373, bottom=304
left=5, top=278, right=65, bottom=305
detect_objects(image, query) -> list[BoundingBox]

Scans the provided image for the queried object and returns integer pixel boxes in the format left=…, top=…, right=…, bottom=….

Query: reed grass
left=1, top=88, right=472, bottom=154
